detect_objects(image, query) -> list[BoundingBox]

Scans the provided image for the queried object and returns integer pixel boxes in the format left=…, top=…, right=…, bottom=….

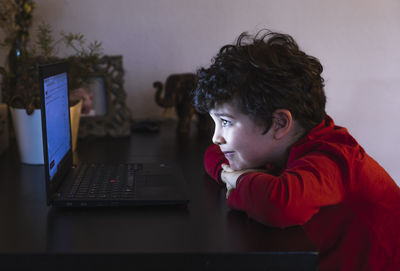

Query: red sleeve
left=227, top=153, right=345, bottom=228
left=204, top=144, right=228, bottom=185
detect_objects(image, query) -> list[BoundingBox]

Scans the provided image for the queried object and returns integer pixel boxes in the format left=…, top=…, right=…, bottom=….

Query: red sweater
left=204, top=116, right=400, bottom=271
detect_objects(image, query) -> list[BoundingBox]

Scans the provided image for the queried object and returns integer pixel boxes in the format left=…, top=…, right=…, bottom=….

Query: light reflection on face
left=210, top=103, right=278, bottom=170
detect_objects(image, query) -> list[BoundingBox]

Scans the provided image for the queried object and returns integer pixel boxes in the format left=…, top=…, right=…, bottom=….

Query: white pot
left=10, top=100, right=82, bottom=165
left=10, top=107, right=44, bottom=165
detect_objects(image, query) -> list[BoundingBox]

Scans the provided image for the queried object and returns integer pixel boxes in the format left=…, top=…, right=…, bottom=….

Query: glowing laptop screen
left=43, top=72, right=71, bottom=180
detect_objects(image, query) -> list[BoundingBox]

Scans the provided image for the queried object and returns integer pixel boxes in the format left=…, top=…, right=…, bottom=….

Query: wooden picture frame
left=77, top=55, right=131, bottom=138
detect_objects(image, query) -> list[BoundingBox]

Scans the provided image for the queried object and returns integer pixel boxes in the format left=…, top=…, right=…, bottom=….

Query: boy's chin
left=229, top=161, right=263, bottom=171
left=229, top=163, right=249, bottom=171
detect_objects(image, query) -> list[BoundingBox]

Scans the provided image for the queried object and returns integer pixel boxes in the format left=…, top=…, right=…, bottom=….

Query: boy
left=193, top=30, right=400, bottom=271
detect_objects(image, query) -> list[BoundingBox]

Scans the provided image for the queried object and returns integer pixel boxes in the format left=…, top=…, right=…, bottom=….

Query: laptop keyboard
left=65, top=163, right=144, bottom=200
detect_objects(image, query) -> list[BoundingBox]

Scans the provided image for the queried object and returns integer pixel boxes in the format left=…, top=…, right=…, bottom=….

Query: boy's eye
left=221, top=119, right=231, bottom=127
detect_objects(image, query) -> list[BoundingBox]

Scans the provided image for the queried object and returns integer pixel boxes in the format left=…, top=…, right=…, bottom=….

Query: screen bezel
left=39, top=62, right=73, bottom=205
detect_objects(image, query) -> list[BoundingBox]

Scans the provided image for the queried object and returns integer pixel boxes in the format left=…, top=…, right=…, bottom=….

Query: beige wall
left=1, top=0, right=399, bottom=184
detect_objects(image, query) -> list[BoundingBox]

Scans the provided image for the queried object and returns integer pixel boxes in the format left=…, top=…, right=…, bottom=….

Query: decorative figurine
left=154, top=73, right=211, bottom=133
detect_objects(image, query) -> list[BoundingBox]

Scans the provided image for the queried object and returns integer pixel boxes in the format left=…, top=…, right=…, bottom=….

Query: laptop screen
left=42, top=71, right=71, bottom=181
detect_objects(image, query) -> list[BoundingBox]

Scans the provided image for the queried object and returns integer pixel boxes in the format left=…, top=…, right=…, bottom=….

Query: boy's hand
left=221, top=164, right=266, bottom=198
left=220, top=164, right=241, bottom=198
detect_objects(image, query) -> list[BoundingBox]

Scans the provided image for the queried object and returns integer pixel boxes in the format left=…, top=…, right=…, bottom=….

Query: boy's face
left=210, top=103, right=280, bottom=171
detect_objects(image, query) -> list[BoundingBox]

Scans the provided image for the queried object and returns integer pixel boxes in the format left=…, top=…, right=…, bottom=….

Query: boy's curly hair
left=193, top=29, right=327, bottom=132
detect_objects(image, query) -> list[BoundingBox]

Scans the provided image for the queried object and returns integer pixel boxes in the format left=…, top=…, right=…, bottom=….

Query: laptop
left=39, top=62, right=189, bottom=207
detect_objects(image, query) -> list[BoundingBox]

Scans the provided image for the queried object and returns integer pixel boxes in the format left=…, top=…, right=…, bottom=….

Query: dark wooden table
left=0, top=120, right=318, bottom=271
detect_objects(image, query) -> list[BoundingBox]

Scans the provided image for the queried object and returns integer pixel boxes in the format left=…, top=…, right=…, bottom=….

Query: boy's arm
left=204, top=144, right=228, bottom=185
left=226, top=153, right=344, bottom=229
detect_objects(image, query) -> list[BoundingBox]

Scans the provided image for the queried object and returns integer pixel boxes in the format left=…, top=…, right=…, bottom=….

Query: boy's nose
left=212, top=130, right=226, bottom=145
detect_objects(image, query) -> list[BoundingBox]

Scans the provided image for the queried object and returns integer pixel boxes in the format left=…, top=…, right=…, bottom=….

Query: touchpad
left=137, top=174, right=177, bottom=187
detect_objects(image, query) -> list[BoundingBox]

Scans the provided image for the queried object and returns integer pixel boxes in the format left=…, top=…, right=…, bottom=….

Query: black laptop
left=39, top=62, right=189, bottom=207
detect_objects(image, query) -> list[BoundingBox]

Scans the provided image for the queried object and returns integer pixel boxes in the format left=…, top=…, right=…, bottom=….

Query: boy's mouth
left=223, top=151, right=235, bottom=159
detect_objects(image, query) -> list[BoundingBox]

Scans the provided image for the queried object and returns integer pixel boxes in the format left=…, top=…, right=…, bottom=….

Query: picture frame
left=77, top=55, right=131, bottom=138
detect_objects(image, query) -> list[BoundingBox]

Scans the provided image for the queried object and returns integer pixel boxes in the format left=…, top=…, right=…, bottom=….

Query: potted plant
left=0, top=1, right=103, bottom=164
left=0, top=0, right=34, bottom=158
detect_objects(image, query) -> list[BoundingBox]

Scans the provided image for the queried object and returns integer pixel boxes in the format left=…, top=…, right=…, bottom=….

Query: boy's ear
left=271, top=109, right=293, bottom=140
